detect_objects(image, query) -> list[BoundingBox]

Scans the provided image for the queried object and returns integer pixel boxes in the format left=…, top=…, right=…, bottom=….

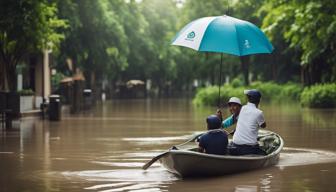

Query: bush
left=193, top=85, right=245, bottom=106
left=194, top=82, right=336, bottom=108
left=280, top=83, right=303, bottom=101
left=250, top=81, right=302, bottom=101
left=249, top=81, right=282, bottom=101
left=51, top=72, right=65, bottom=90
left=193, top=82, right=303, bottom=106
left=193, top=86, right=219, bottom=106
left=300, top=84, right=336, bottom=108
left=18, top=89, right=34, bottom=96
left=231, top=76, right=244, bottom=88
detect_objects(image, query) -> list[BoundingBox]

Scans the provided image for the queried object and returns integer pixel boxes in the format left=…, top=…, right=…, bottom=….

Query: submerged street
left=1, top=99, right=336, bottom=192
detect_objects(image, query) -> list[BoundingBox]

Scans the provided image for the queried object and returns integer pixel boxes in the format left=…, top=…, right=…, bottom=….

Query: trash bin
left=49, top=95, right=61, bottom=121
left=83, top=89, right=92, bottom=109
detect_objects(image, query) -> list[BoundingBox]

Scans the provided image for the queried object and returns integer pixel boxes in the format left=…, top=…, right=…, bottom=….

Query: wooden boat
left=157, top=130, right=283, bottom=177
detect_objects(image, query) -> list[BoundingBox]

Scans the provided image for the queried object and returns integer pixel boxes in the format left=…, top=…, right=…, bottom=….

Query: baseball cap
left=206, top=115, right=222, bottom=130
left=227, top=97, right=242, bottom=105
left=244, top=89, right=262, bottom=99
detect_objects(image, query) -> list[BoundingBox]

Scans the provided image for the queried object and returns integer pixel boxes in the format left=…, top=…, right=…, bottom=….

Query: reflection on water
left=259, top=173, right=272, bottom=192
left=63, top=167, right=178, bottom=182
left=1, top=99, right=336, bottom=192
left=235, top=185, right=257, bottom=192
left=61, top=167, right=176, bottom=192
left=302, top=109, right=336, bottom=130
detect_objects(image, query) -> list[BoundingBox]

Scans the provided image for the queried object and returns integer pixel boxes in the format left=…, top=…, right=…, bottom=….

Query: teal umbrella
left=172, top=15, right=274, bottom=105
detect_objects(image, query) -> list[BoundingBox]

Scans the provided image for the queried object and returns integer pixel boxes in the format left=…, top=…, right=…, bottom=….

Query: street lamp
left=41, top=42, right=53, bottom=118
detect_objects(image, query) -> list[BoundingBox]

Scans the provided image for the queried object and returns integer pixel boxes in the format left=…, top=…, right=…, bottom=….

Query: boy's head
left=227, top=97, right=242, bottom=115
left=244, top=89, right=262, bottom=104
left=206, top=115, right=222, bottom=130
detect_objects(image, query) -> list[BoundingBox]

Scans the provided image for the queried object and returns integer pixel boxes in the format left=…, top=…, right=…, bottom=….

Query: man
left=198, top=115, right=228, bottom=155
left=229, top=89, right=266, bottom=156
left=217, top=97, right=242, bottom=129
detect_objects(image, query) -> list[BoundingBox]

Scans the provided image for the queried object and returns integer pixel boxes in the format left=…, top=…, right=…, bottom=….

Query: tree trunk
left=300, top=66, right=305, bottom=85
left=0, top=60, right=16, bottom=91
left=91, top=71, right=96, bottom=90
left=8, top=63, right=17, bottom=91
left=272, top=56, right=277, bottom=81
left=211, top=65, right=215, bottom=85
left=0, top=58, right=9, bottom=91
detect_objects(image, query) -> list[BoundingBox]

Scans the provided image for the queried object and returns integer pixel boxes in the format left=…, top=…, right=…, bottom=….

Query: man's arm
left=216, top=109, right=223, bottom=121
left=222, top=115, right=235, bottom=128
left=258, top=112, right=266, bottom=128
left=198, top=136, right=206, bottom=153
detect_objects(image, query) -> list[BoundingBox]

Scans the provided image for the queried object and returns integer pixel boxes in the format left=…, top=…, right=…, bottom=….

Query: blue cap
left=206, top=115, right=221, bottom=130
left=244, top=89, right=262, bottom=100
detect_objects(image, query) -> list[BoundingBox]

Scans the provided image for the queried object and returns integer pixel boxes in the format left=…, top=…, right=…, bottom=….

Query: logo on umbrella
left=244, top=40, right=251, bottom=49
left=186, top=31, right=195, bottom=41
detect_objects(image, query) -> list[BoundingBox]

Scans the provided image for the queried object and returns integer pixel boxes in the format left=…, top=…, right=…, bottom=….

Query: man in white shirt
left=229, top=89, right=266, bottom=156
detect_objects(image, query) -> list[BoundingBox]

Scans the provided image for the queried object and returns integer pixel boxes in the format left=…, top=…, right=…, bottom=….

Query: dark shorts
left=228, top=142, right=266, bottom=156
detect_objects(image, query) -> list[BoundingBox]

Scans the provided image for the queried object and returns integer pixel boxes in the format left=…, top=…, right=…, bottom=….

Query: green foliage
left=249, top=81, right=282, bottom=101
left=280, top=83, right=303, bottom=101
left=249, top=82, right=302, bottom=101
left=231, top=76, right=244, bottom=88
left=56, top=0, right=129, bottom=82
left=0, top=0, right=66, bottom=91
left=193, top=86, right=219, bottom=106
left=1, top=0, right=334, bottom=97
left=18, top=89, right=35, bottom=96
left=300, top=84, right=336, bottom=108
left=260, top=0, right=336, bottom=84
left=138, top=0, right=179, bottom=89
left=194, top=82, right=303, bottom=106
left=193, top=85, right=245, bottom=106
left=51, top=72, right=65, bottom=90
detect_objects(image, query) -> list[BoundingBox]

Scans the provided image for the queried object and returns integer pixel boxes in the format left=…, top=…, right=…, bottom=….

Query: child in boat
left=216, top=97, right=242, bottom=130
left=198, top=115, right=228, bottom=155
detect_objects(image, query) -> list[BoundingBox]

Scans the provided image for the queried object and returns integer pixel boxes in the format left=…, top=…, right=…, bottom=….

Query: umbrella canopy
left=172, top=15, right=273, bottom=56
left=171, top=15, right=274, bottom=106
left=126, top=80, right=145, bottom=88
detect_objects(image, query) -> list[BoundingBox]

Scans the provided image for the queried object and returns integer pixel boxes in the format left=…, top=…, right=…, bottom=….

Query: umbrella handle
left=218, top=53, right=223, bottom=107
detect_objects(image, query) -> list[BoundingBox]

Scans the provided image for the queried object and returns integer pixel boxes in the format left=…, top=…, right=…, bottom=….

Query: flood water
left=1, top=99, right=336, bottom=192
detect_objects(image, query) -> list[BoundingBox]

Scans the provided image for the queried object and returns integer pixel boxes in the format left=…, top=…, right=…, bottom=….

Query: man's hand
left=216, top=109, right=223, bottom=121
left=228, top=129, right=235, bottom=135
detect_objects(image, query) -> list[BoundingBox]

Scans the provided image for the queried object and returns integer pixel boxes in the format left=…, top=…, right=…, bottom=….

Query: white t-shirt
left=232, top=102, right=265, bottom=145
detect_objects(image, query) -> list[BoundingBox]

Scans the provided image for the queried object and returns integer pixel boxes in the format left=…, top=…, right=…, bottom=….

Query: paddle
left=142, top=133, right=204, bottom=170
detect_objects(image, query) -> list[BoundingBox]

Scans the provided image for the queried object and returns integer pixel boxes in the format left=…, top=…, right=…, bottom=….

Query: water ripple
left=277, top=147, right=336, bottom=168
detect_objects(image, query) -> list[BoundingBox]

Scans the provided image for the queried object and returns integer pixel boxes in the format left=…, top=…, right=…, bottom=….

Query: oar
left=142, top=133, right=204, bottom=170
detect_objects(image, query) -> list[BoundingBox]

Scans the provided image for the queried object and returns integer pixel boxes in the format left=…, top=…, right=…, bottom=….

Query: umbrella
left=172, top=15, right=274, bottom=106
left=126, top=80, right=145, bottom=88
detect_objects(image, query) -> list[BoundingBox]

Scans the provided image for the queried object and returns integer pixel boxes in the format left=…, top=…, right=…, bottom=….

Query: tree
left=115, top=0, right=150, bottom=82
left=56, top=0, right=129, bottom=88
left=0, top=0, right=66, bottom=91
left=260, top=0, right=336, bottom=85
left=139, top=0, right=180, bottom=96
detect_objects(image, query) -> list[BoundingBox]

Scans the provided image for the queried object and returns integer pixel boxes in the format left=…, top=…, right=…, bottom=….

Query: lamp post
left=41, top=42, right=52, bottom=118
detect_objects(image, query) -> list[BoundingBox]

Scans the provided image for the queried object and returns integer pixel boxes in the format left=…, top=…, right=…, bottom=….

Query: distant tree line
left=1, top=0, right=335, bottom=94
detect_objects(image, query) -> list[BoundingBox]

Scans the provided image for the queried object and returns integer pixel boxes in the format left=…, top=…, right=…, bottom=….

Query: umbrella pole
left=218, top=53, right=223, bottom=107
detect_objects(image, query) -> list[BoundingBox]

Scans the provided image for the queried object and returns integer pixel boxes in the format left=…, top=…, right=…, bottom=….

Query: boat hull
left=159, top=131, right=283, bottom=177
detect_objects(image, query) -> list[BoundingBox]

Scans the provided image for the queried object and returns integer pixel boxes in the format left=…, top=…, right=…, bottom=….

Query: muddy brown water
left=1, top=99, right=336, bottom=192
